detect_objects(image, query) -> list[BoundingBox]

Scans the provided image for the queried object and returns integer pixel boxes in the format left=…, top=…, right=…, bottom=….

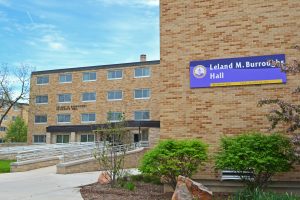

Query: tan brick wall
left=160, top=0, right=300, bottom=180
left=28, top=63, right=160, bottom=144
left=0, top=104, right=29, bottom=140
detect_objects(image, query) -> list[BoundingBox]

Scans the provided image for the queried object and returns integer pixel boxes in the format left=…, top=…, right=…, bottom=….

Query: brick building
left=28, top=0, right=300, bottom=184
left=28, top=55, right=160, bottom=146
left=0, top=103, right=29, bottom=142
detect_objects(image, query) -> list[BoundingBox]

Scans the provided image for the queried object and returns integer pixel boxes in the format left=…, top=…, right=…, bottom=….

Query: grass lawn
left=0, top=160, right=15, bottom=173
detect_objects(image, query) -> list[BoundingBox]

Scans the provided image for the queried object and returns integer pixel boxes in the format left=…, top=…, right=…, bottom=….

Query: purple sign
left=190, top=54, right=286, bottom=88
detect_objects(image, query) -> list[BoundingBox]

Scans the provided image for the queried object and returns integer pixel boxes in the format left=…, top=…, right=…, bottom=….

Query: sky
left=0, top=0, right=160, bottom=71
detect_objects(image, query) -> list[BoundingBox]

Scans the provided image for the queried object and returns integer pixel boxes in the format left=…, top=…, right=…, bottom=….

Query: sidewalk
left=0, top=166, right=99, bottom=200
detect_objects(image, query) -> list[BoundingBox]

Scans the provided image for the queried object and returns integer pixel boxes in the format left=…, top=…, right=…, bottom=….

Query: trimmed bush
left=215, top=132, right=296, bottom=190
left=139, top=139, right=208, bottom=189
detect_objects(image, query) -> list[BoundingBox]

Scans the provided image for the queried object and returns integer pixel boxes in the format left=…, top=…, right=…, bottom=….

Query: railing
left=15, top=143, right=96, bottom=162
left=61, top=141, right=148, bottom=163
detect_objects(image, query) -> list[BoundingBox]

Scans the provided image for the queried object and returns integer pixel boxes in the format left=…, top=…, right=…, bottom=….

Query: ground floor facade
left=32, top=121, right=160, bottom=148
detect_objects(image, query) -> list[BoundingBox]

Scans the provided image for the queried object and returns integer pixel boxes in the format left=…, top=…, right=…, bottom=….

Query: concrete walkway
left=0, top=166, right=99, bottom=200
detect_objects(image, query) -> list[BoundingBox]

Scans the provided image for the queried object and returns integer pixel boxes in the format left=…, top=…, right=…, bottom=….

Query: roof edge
left=32, top=60, right=160, bottom=75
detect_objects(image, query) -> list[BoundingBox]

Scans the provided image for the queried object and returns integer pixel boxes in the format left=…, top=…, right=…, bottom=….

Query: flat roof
left=32, top=60, right=160, bottom=75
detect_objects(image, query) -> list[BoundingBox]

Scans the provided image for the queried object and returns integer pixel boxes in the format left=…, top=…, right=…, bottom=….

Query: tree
left=139, top=139, right=208, bottom=190
left=0, top=64, right=31, bottom=126
left=215, top=132, right=296, bottom=190
left=258, top=45, right=300, bottom=160
left=5, top=116, right=27, bottom=142
left=93, top=113, right=132, bottom=187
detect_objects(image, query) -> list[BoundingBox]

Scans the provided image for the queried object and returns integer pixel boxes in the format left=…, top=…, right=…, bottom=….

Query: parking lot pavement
left=0, top=166, right=100, bottom=200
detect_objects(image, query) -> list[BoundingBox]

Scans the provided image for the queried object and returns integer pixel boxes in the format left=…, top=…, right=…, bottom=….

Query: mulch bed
left=80, top=182, right=173, bottom=200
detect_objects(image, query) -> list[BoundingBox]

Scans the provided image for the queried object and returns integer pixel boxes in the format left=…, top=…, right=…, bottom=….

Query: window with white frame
left=80, top=134, right=95, bottom=142
left=37, top=76, right=49, bottom=85
left=59, top=73, right=72, bottom=83
left=35, top=115, right=47, bottom=124
left=107, top=69, right=123, bottom=80
left=57, top=114, right=71, bottom=123
left=56, top=135, right=69, bottom=143
left=107, top=112, right=122, bottom=122
left=134, top=111, right=150, bottom=121
left=83, top=72, right=97, bottom=81
left=134, top=67, right=150, bottom=78
left=0, top=127, right=6, bottom=132
left=134, top=88, right=150, bottom=99
left=81, top=113, right=96, bottom=123
left=36, top=95, right=48, bottom=104
left=33, top=135, right=46, bottom=143
left=58, top=94, right=72, bottom=103
left=107, top=90, right=122, bottom=101
left=82, top=92, right=96, bottom=102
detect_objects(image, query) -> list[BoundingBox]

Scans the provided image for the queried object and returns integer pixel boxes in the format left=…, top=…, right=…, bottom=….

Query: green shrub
left=139, top=139, right=208, bottom=189
left=120, top=181, right=135, bottom=191
left=215, top=132, right=296, bottom=190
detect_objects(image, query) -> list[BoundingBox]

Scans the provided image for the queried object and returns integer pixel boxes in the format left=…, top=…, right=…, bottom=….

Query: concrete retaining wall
left=10, top=157, right=60, bottom=172
left=57, top=148, right=148, bottom=174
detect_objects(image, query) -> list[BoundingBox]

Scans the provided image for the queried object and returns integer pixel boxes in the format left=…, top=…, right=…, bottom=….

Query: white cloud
left=40, top=34, right=66, bottom=51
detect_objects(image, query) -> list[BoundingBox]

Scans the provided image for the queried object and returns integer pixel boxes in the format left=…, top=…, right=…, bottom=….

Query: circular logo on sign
left=193, top=65, right=206, bottom=79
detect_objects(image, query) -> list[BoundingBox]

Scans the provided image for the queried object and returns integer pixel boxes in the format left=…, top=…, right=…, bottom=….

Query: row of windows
left=36, top=67, right=151, bottom=85
left=34, top=111, right=150, bottom=124
left=0, top=115, right=17, bottom=121
left=34, top=131, right=149, bottom=143
left=1, top=105, right=21, bottom=111
left=36, top=89, right=151, bottom=104
left=0, top=127, right=7, bottom=132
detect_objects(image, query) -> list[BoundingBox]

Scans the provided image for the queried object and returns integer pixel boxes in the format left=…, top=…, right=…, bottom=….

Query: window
left=33, top=135, right=46, bottom=143
left=80, top=134, right=95, bottom=142
left=107, top=90, right=122, bottom=101
left=37, top=76, right=49, bottom=85
left=83, top=72, right=97, bottom=81
left=56, top=135, right=69, bottom=143
left=107, top=112, right=122, bottom=122
left=107, top=70, right=123, bottom=80
left=36, top=95, right=48, bottom=104
left=35, top=115, right=47, bottom=124
left=82, top=92, right=96, bottom=102
left=12, top=116, right=17, bottom=121
left=59, top=73, right=72, bottom=83
left=134, top=67, right=150, bottom=78
left=13, top=105, right=19, bottom=111
left=134, top=88, right=150, bottom=99
left=0, top=127, right=6, bottom=132
left=57, top=114, right=71, bottom=123
left=134, top=111, right=150, bottom=121
left=81, top=113, right=96, bottom=123
left=58, top=94, right=72, bottom=103
left=1, top=115, right=8, bottom=121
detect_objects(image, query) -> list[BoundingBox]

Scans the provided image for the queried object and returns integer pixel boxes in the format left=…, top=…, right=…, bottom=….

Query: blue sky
left=0, top=0, right=159, bottom=71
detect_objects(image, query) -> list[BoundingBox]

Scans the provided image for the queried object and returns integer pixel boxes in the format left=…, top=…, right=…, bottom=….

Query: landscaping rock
left=98, top=171, right=111, bottom=185
left=172, top=175, right=213, bottom=200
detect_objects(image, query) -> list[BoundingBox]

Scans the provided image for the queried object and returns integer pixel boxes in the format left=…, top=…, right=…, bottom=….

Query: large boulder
left=172, top=176, right=213, bottom=200
left=97, top=171, right=111, bottom=185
